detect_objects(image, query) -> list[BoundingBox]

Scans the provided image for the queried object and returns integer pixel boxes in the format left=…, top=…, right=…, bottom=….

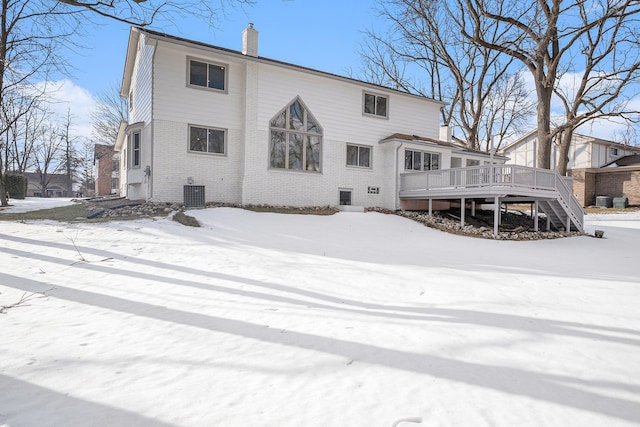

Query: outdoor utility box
left=613, top=197, right=629, bottom=208
left=183, top=185, right=205, bottom=208
left=595, top=196, right=613, bottom=208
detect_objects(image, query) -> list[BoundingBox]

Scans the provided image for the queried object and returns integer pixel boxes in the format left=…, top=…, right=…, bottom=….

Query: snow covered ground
left=0, top=197, right=76, bottom=213
left=1, top=200, right=639, bottom=426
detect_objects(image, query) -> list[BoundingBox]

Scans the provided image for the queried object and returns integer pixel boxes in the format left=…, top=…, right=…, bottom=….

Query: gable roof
left=602, top=154, right=640, bottom=167
left=121, top=27, right=446, bottom=107
left=501, top=130, right=640, bottom=153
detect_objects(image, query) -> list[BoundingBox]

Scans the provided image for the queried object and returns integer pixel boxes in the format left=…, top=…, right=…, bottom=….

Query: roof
left=122, top=27, right=446, bottom=106
left=602, top=154, right=640, bottom=167
left=501, top=130, right=640, bottom=153
left=380, top=133, right=506, bottom=158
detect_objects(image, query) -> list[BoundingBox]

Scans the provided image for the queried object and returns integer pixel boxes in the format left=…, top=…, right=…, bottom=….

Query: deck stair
left=399, top=165, right=584, bottom=233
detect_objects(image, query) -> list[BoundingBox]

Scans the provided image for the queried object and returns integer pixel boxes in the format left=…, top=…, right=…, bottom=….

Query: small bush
left=172, top=211, right=200, bottom=227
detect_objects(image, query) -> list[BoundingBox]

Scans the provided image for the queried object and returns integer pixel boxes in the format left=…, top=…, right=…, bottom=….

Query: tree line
left=362, top=0, right=640, bottom=173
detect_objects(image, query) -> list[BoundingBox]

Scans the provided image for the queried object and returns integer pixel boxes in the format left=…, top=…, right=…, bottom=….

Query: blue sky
left=67, top=0, right=382, bottom=96
left=53, top=0, right=635, bottom=143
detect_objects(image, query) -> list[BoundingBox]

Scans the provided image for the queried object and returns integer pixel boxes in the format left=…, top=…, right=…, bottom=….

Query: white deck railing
left=400, top=165, right=584, bottom=230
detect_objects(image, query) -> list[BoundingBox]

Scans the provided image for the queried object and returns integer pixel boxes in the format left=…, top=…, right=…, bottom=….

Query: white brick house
left=115, top=25, right=497, bottom=210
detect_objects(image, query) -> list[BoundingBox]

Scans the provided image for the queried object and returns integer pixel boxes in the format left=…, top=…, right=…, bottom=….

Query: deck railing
left=400, top=164, right=583, bottom=230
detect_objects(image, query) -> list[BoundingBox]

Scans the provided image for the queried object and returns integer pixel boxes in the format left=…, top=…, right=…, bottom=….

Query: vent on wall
left=184, top=185, right=205, bottom=208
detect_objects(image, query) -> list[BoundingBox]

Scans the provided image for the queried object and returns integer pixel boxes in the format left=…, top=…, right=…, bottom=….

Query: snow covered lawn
left=1, top=207, right=639, bottom=426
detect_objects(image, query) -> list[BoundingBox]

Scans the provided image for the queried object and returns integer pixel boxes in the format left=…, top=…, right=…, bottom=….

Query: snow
left=1, top=201, right=639, bottom=426
left=0, top=197, right=75, bottom=213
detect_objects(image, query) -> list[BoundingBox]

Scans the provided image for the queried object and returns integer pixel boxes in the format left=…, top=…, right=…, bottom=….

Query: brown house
left=94, top=144, right=120, bottom=196
left=570, top=155, right=640, bottom=207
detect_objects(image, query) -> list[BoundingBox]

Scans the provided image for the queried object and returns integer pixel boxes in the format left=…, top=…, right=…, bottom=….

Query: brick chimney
left=242, top=23, right=258, bottom=57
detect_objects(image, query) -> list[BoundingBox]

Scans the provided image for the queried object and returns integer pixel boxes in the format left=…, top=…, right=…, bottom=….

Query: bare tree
left=362, top=0, right=535, bottom=152
left=31, top=122, right=64, bottom=197
left=76, top=138, right=95, bottom=196
left=91, top=81, right=128, bottom=145
left=458, top=0, right=640, bottom=170
left=0, top=0, right=256, bottom=205
left=56, top=0, right=255, bottom=27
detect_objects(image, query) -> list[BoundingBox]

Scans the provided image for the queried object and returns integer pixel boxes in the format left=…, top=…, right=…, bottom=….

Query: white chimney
left=439, top=125, right=452, bottom=142
left=242, top=23, right=258, bottom=57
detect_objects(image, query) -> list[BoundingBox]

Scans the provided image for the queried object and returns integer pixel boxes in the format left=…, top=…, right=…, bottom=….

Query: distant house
left=115, top=25, right=499, bottom=210
left=23, top=172, right=68, bottom=197
left=501, top=131, right=640, bottom=206
left=501, top=131, right=640, bottom=169
left=94, top=144, right=120, bottom=196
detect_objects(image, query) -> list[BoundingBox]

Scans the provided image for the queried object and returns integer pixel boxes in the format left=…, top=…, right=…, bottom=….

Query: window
left=363, top=92, right=388, bottom=118
left=346, top=144, right=371, bottom=168
left=189, top=125, right=226, bottom=155
left=610, top=147, right=619, bottom=157
left=451, top=157, right=462, bottom=168
left=269, top=97, right=322, bottom=172
left=466, top=159, right=480, bottom=167
left=132, top=131, right=141, bottom=168
left=339, top=190, right=352, bottom=205
left=404, top=149, right=440, bottom=171
left=188, top=58, right=227, bottom=91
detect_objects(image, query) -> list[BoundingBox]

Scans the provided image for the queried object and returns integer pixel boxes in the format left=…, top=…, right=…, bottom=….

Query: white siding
left=240, top=62, right=441, bottom=208
left=130, top=34, right=154, bottom=125
left=130, top=32, right=443, bottom=209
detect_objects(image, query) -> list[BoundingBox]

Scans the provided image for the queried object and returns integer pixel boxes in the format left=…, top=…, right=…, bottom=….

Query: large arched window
left=269, top=97, right=322, bottom=172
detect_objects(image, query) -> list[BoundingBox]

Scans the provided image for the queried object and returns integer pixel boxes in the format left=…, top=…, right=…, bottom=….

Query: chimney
left=242, top=23, right=258, bottom=57
left=439, top=125, right=452, bottom=142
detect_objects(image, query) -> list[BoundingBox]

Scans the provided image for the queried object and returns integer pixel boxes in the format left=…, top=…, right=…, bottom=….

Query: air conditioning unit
left=184, top=185, right=205, bottom=208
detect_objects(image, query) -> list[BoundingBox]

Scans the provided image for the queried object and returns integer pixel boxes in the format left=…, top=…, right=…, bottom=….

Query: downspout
left=394, top=141, right=403, bottom=210
left=148, top=38, right=157, bottom=201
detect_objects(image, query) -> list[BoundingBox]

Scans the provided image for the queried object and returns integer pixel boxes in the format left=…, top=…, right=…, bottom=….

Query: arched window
left=269, top=97, right=322, bottom=172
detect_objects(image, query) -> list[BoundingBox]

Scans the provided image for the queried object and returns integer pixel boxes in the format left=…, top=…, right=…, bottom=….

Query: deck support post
left=546, top=214, right=551, bottom=231
left=428, top=198, right=433, bottom=217
left=471, top=201, right=476, bottom=217
left=534, top=200, right=539, bottom=231
left=566, top=214, right=571, bottom=233
left=460, top=197, right=466, bottom=227
left=493, top=196, right=500, bottom=236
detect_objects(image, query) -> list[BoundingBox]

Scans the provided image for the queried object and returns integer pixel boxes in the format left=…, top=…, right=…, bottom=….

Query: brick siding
left=570, top=166, right=640, bottom=206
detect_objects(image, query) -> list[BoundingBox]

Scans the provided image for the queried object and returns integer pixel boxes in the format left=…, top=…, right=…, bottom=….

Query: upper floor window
left=269, top=97, right=322, bottom=172
left=363, top=92, right=388, bottom=118
left=346, top=144, right=371, bottom=168
left=404, top=149, right=440, bottom=171
left=610, top=147, right=619, bottom=157
left=189, top=125, right=226, bottom=155
left=131, top=131, right=141, bottom=168
left=188, top=58, right=227, bottom=92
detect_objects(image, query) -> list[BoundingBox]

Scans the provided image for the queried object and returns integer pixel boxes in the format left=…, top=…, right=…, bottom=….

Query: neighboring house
left=501, top=131, right=640, bottom=169
left=23, top=172, right=68, bottom=197
left=501, top=131, right=640, bottom=206
left=94, top=144, right=120, bottom=196
left=115, top=25, right=499, bottom=210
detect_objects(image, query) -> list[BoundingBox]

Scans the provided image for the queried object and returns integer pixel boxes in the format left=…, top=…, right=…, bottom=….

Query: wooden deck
left=399, top=165, right=584, bottom=234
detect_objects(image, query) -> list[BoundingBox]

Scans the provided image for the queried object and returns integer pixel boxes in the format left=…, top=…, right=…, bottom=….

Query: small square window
left=188, top=59, right=227, bottom=92
left=363, top=92, right=388, bottom=118
left=610, top=147, right=619, bottom=157
left=346, top=144, right=371, bottom=168
left=189, top=125, right=226, bottom=155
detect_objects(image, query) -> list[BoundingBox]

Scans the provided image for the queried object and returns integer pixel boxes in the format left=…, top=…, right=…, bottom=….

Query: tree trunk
left=535, top=83, right=554, bottom=169
left=556, top=128, right=573, bottom=176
